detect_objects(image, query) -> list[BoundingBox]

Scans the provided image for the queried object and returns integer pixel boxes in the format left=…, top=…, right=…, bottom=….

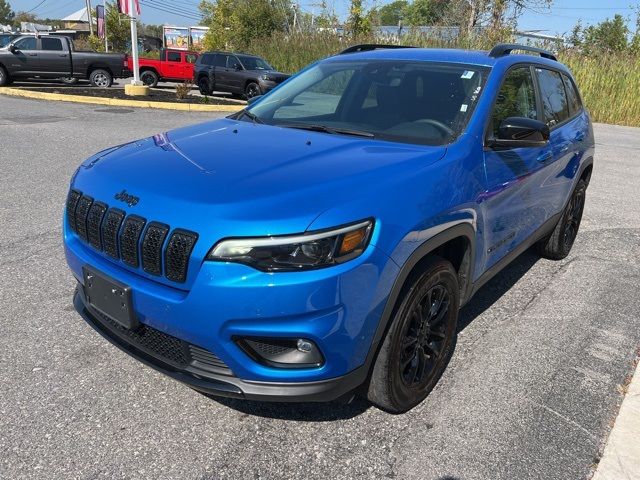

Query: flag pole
left=104, top=0, right=108, bottom=52
left=129, top=0, right=141, bottom=85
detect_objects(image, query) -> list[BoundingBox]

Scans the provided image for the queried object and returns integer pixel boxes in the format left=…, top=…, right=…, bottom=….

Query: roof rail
left=339, top=44, right=415, bottom=55
left=489, top=43, right=557, bottom=61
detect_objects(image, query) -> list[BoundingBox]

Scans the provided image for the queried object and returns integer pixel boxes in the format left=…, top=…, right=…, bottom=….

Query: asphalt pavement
left=1, top=95, right=639, bottom=480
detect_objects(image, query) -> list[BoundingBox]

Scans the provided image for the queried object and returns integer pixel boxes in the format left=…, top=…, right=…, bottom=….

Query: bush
left=175, top=82, right=193, bottom=100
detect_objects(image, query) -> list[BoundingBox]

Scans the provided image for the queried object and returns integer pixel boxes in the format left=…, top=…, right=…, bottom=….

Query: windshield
left=246, top=60, right=488, bottom=146
left=238, top=55, right=272, bottom=70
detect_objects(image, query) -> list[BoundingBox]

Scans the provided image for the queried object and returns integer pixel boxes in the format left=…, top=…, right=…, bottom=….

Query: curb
left=0, top=87, right=244, bottom=112
left=592, top=357, right=640, bottom=480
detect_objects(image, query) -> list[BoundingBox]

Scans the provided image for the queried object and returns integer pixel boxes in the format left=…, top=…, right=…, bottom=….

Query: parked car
left=194, top=51, right=290, bottom=98
left=0, top=35, right=129, bottom=87
left=129, top=48, right=198, bottom=88
left=63, top=43, right=594, bottom=413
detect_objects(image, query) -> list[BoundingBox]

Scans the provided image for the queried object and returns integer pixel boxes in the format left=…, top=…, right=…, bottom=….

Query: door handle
left=575, top=131, right=585, bottom=142
left=58, top=54, right=68, bottom=57
left=559, top=144, right=570, bottom=153
left=537, top=151, right=553, bottom=163
left=27, top=53, right=37, bottom=56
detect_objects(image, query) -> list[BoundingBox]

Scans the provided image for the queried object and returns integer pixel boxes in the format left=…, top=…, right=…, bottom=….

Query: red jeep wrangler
left=128, top=49, right=198, bottom=87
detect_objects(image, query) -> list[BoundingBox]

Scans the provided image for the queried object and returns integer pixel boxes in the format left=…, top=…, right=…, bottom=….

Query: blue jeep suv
left=64, top=44, right=594, bottom=412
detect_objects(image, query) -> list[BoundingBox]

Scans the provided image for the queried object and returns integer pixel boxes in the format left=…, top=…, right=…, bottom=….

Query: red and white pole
left=129, top=0, right=141, bottom=85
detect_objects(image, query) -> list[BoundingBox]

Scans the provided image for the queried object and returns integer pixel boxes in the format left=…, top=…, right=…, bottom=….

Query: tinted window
left=212, top=54, right=227, bottom=67
left=562, top=74, right=582, bottom=116
left=167, top=51, right=181, bottom=62
left=227, top=56, right=241, bottom=69
left=490, top=67, right=538, bottom=137
left=536, top=68, right=570, bottom=127
left=14, top=37, right=37, bottom=51
left=249, top=61, right=487, bottom=146
left=198, top=54, right=212, bottom=65
left=237, top=55, right=272, bottom=70
left=41, top=37, right=63, bottom=51
left=0, top=35, right=15, bottom=47
left=186, top=53, right=197, bottom=64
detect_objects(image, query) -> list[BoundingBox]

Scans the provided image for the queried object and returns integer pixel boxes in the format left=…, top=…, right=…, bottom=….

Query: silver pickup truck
left=0, top=35, right=130, bottom=87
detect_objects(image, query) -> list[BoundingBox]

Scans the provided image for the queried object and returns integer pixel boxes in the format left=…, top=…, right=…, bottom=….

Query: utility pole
left=104, top=0, right=109, bottom=52
left=129, top=0, right=141, bottom=85
left=85, top=0, right=94, bottom=36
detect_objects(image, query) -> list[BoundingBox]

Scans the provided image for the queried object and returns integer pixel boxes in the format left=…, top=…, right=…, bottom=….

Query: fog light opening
left=236, top=337, right=324, bottom=369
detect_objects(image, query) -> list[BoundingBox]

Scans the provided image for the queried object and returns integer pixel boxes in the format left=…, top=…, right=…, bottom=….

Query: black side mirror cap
left=9, top=44, right=16, bottom=53
left=487, top=117, right=550, bottom=148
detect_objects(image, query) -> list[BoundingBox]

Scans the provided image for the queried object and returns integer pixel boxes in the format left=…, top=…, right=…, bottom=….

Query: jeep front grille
left=66, top=189, right=198, bottom=283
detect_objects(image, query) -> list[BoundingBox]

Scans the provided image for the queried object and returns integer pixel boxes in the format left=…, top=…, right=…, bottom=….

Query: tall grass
left=245, top=32, right=640, bottom=127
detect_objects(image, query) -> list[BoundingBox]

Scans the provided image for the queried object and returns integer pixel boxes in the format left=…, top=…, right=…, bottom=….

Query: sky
left=7, top=0, right=639, bottom=37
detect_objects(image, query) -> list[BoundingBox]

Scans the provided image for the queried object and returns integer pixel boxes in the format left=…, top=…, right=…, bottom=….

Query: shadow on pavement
left=206, top=250, right=541, bottom=421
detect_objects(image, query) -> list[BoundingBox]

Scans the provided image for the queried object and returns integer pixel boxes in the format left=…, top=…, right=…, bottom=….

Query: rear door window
left=41, top=37, right=63, bottom=51
left=536, top=68, right=570, bottom=127
left=561, top=74, right=582, bottom=116
left=167, top=51, right=181, bottom=62
left=213, top=54, right=227, bottom=67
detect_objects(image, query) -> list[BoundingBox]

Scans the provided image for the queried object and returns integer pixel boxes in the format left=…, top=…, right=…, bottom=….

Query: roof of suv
left=326, top=43, right=562, bottom=70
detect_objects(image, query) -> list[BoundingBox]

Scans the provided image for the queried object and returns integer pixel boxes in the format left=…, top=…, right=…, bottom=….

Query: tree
left=347, top=0, right=371, bottom=38
left=0, top=0, right=14, bottom=25
left=104, top=1, right=139, bottom=52
left=200, top=0, right=293, bottom=50
left=581, top=15, right=629, bottom=53
left=376, top=0, right=408, bottom=26
left=405, top=0, right=450, bottom=27
left=11, top=11, right=37, bottom=28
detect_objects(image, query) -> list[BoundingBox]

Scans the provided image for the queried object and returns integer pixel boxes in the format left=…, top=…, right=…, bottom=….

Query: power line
left=25, top=0, right=49, bottom=13
left=138, top=1, right=202, bottom=21
left=143, top=0, right=201, bottom=17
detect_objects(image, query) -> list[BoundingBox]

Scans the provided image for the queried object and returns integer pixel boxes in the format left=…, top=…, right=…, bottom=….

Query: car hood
left=72, top=118, right=446, bottom=237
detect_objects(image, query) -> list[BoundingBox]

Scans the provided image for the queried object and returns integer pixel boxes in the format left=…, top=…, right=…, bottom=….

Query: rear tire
left=198, top=76, right=212, bottom=95
left=367, top=257, right=459, bottom=413
left=140, top=70, right=159, bottom=88
left=89, top=69, right=113, bottom=88
left=536, top=179, right=587, bottom=260
left=0, top=66, right=10, bottom=87
left=60, top=77, right=78, bottom=85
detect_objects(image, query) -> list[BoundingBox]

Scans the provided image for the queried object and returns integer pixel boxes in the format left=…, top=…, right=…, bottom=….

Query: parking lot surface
left=1, top=96, right=639, bottom=480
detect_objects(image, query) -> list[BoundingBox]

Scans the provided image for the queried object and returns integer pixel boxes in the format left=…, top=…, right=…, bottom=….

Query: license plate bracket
left=83, top=266, right=138, bottom=329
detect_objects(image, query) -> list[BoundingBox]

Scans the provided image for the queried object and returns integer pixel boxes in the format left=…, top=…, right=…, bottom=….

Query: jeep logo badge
left=114, top=189, right=140, bottom=207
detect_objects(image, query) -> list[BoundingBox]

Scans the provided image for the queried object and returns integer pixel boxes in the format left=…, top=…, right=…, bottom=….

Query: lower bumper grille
left=90, top=303, right=233, bottom=376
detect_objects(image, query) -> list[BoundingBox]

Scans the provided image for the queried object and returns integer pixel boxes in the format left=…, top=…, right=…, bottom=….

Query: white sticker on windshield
left=460, top=104, right=468, bottom=112
left=461, top=71, right=475, bottom=79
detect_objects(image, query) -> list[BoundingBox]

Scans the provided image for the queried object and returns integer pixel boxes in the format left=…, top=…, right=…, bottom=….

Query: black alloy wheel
left=245, top=82, right=261, bottom=99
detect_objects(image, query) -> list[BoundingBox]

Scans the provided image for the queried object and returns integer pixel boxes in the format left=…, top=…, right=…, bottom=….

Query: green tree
left=104, top=1, right=139, bottom=52
left=583, top=14, right=629, bottom=53
left=405, top=0, right=450, bottom=27
left=347, top=0, right=371, bottom=38
left=377, top=0, right=409, bottom=26
left=0, top=0, right=14, bottom=25
left=11, top=11, right=37, bottom=28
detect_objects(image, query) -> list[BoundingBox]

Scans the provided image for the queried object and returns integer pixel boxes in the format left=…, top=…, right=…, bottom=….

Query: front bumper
left=74, top=287, right=366, bottom=402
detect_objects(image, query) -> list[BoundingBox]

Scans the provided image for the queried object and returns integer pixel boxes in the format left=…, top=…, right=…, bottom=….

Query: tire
left=367, top=257, right=459, bottom=413
left=198, top=76, right=212, bottom=95
left=140, top=70, right=159, bottom=88
left=89, top=69, right=113, bottom=88
left=0, top=66, right=9, bottom=87
left=60, top=77, right=78, bottom=85
left=244, top=82, right=261, bottom=99
left=536, top=179, right=587, bottom=260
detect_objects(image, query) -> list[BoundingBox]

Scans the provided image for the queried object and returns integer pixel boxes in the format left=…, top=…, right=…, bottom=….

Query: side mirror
left=489, top=117, right=550, bottom=148
left=9, top=44, right=16, bottom=53
left=246, top=95, right=262, bottom=105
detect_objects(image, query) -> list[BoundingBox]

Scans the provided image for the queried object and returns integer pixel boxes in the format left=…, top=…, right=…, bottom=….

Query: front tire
left=537, top=179, right=587, bottom=260
left=140, top=70, right=159, bottom=88
left=244, top=82, right=261, bottom=99
left=367, top=257, right=459, bottom=413
left=0, top=66, right=10, bottom=87
left=89, top=69, right=113, bottom=88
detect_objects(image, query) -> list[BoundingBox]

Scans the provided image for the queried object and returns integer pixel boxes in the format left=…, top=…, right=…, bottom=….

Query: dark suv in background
left=194, top=51, right=289, bottom=99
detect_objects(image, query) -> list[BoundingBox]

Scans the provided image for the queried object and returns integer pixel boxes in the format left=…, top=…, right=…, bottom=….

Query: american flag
left=118, top=0, right=141, bottom=16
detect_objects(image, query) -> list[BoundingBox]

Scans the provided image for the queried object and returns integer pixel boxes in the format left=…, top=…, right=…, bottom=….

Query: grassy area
left=246, top=32, right=640, bottom=127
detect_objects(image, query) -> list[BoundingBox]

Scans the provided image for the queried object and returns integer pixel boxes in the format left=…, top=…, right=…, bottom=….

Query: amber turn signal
left=339, top=227, right=368, bottom=255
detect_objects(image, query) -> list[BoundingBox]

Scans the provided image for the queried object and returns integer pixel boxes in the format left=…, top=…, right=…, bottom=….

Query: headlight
left=260, top=74, right=274, bottom=81
left=207, top=220, right=373, bottom=272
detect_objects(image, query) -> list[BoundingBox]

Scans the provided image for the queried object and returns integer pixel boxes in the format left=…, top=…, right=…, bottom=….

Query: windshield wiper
left=282, top=123, right=375, bottom=138
left=237, top=109, right=263, bottom=124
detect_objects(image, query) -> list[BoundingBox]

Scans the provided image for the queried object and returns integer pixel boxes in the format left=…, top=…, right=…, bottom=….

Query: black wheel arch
left=362, top=222, right=476, bottom=381
left=87, top=64, right=114, bottom=77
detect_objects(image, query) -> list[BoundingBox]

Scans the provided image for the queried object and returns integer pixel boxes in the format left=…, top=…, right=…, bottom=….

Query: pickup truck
left=130, top=49, right=198, bottom=88
left=0, top=35, right=129, bottom=87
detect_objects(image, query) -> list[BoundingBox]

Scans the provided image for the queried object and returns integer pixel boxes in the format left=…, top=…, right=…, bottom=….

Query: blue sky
left=8, top=0, right=639, bottom=36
